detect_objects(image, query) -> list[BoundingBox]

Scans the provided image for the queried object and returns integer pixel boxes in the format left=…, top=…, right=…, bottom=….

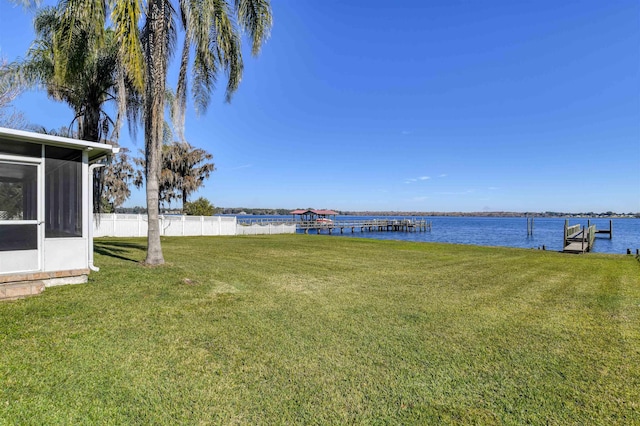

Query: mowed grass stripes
left=1, top=235, right=639, bottom=424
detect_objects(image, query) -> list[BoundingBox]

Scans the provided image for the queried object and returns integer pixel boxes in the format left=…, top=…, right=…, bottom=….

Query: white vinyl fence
left=236, top=222, right=297, bottom=235
left=94, top=214, right=296, bottom=237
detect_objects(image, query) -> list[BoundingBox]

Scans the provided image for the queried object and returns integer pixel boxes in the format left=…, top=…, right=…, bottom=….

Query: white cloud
left=405, top=176, right=431, bottom=184
left=438, top=174, right=447, bottom=178
left=227, top=163, right=253, bottom=170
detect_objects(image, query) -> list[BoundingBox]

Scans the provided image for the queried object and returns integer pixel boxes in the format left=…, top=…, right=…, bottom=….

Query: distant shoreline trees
left=184, top=197, right=215, bottom=216
left=109, top=206, right=639, bottom=219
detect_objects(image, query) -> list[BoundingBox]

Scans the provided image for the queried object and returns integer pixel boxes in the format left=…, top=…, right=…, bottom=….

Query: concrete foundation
left=0, top=269, right=89, bottom=301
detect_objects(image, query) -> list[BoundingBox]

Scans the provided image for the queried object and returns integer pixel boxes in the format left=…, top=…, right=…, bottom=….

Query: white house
left=0, top=127, right=117, bottom=300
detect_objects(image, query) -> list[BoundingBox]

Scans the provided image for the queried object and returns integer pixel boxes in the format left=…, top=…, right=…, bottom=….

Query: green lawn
left=1, top=235, right=639, bottom=424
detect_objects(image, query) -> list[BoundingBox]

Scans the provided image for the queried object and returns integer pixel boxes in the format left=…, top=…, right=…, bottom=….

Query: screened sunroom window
left=0, top=162, right=38, bottom=251
left=0, top=138, right=41, bottom=157
left=45, top=146, right=82, bottom=238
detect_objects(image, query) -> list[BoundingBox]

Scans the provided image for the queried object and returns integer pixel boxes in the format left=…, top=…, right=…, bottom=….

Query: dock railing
left=564, top=221, right=582, bottom=248
left=563, top=221, right=599, bottom=253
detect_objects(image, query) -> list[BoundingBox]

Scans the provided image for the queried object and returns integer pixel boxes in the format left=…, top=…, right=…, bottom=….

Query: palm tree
left=164, top=141, right=215, bottom=206
left=141, top=0, right=272, bottom=265
left=4, top=5, right=141, bottom=221
left=81, top=0, right=271, bottom=265
left=133, top=140, right=214, bottom=211
left=9, top=0, right=272, bottom=265
left=8, top=6, right=133, bottom=142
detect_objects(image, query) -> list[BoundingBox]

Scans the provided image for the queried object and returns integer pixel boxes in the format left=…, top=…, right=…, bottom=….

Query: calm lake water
left=241, top=215, right=640, bottom=254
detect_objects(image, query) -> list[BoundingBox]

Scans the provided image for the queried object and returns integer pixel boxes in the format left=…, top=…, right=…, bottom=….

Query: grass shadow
left=94, top=240, right=146, bottom=263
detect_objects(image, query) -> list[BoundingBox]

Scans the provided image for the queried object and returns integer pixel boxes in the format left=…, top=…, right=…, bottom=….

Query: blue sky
left=1, top=0, right=639, bottom=213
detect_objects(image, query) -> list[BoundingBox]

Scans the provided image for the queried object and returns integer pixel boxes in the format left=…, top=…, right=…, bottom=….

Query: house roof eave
left=0, top=126, right=117, bottom=161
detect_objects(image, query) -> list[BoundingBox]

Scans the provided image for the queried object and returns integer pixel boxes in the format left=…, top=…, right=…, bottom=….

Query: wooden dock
left=236, top=218, right=433, bottom=235
left=297, top=219, right=432, bottom=234
left=562, top=220, right=612, bottom=253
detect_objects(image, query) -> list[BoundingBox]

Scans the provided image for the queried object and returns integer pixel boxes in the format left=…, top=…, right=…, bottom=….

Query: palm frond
left=234, top=0, right=272, bottom=55
left=7, top=0, right=42, bottom=8
left=194, top=0, right=243, bottom=110
left=174, top=28, right=190, bottom=141
left=111, top=0, right=145, bottom=92
left=55, top=0, right=107, bottom=85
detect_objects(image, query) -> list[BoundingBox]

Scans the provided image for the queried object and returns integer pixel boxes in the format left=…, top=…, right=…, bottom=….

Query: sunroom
left=0, top=127, right=117, bottom=299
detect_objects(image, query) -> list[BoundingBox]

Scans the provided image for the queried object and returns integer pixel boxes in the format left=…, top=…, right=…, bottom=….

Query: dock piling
left=527, top=217, right=534, bottom=236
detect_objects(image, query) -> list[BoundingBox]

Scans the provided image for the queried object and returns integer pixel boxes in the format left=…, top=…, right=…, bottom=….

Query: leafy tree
left=99, top=146, right=135, bottom=212
left=184, top=197, right=215, bottom=216
left=134, top=140, right=215, bottom=210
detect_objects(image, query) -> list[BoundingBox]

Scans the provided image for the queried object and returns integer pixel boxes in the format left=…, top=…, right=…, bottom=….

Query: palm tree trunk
left=80, top=103, right=105, bottom=214
left=143, top=0, right=168, bottom=265
left=79, top=103, right=101, bottom=142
